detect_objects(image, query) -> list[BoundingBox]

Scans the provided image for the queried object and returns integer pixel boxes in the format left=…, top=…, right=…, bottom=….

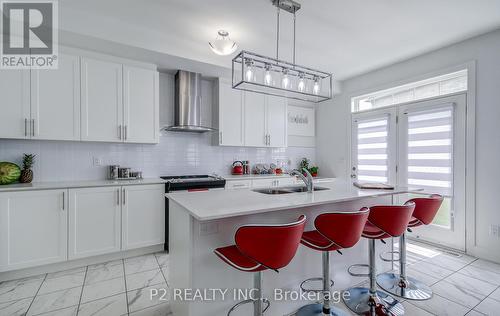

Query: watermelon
left=0, top=162, right=21, bottom=185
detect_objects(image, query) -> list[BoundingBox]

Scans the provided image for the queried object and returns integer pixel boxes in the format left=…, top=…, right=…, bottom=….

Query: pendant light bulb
left=282, top=69, right=290, bottom=89
left=245, top=59, right=255, bottom=82
left=297, top=73, right=305, bottom=92
left=313, top=76, right=320, bottom=95
left=264, top=64, right=273, bottom=86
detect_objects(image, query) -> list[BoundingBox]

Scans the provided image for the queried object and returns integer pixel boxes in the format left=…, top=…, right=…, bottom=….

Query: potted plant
left=299, top=158, right=310, bottom=174
left=20, top=154, right=35, bottom=183
left=309, top=165, right=319, bottom=177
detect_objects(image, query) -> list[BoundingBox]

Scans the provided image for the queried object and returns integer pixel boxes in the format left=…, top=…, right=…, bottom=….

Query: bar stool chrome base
left=296, top=303, right=350, bottom=316
left=377, top=272, right=433, bottom=300
left=343, top=287, right=405, bottom=316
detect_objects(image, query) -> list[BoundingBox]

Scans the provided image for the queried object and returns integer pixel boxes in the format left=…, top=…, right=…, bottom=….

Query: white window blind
left=355, top=116, right=389, bottom=183
left=405, top=106, right=453, bottom=196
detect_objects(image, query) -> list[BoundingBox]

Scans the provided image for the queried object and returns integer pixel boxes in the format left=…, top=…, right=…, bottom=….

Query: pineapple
left=20, top=153, right=35, bottom=183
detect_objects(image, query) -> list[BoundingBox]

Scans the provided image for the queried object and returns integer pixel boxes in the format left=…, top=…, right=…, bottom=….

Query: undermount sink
left=252, top=186, right=330, bottom=195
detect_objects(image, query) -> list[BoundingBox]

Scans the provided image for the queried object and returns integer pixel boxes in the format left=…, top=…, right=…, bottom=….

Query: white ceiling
left=59, top=0, right=500, bottom=80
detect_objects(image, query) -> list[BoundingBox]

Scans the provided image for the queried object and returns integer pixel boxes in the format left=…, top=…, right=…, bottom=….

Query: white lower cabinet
left=68, top=187, right=122, bottom=259
left=122, top=184, right=165, bottom=250
left=0, top=189, right=67, bottom=272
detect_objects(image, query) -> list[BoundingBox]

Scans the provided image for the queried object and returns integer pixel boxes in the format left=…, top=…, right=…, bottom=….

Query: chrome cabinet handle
left=24, top=118, right=28, bottom=137
left=117, top=189, right=120, bottom=205
left=124, top=125, right=128, bottom=140
left=268, top=134, right=271, bottom=146
left=62, top=191, right=65, bottom=210
left=219, top=131, right=222, bottom=144
left=122, top=188, right=126, bottom=205
left=31, top=119, right=35, bottom=137
left=118, top=125, right=122, bottom=140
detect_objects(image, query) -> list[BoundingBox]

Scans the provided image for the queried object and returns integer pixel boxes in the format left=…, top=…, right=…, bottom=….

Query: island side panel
left=169, top=200, right=195, bottom=316
left=188, top=196, right=393, bottom=316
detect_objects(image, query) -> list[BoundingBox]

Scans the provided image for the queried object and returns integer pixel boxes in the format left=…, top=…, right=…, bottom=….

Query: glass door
left=397, top=94, right=466, bottom=250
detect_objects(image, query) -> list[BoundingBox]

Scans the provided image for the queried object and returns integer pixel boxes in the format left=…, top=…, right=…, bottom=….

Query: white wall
left=317, top=28, right=500, bottom=262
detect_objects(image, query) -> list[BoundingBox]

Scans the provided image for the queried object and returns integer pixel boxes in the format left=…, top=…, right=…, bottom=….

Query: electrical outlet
left=200, top=222, right=219, bottom=236
left=490, top=224, right=500, bottom=239
left=92, top=157, right=102, bottom=166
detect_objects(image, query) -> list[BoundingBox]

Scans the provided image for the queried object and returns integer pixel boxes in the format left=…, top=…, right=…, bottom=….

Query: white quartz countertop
left=166, top=180, right=421, bottom=221
left=0, top=178, right=166, bottom=192
left=223, top=174, right=295, bottom=180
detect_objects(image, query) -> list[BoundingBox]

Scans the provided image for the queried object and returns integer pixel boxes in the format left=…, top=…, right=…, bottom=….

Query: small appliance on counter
left=108, top=165, right=143, bottom=180
left=232, top=161, right=244, bottom=175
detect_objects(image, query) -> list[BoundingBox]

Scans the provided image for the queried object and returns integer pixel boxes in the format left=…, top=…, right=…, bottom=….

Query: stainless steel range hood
left=164, top=70, right=214, bottom=132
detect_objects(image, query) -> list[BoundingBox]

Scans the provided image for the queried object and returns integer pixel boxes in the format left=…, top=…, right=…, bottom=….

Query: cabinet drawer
left=225, top=180, right=252, bottom=190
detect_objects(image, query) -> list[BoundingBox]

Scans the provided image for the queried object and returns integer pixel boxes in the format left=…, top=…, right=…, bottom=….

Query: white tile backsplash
left=0, top=133, right=315, bottom=182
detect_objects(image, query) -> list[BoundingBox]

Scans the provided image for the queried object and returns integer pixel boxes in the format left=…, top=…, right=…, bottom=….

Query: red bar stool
left=214, top=215, right=306, bottom=316
left=343, top=202, right=415, bottom=316
left=377, top=195, right=443, bottom=300
left=297, top=208, right=370, bottom=316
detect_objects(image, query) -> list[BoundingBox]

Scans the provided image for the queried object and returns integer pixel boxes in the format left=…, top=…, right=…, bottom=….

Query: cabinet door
left=266, top=95, right=287, bottom=147
left=0, top=190, right=67, bottom=272
left=68, top=187, right=121, bottom=259
left=244, top=92, right=267, bottom=147
left=123, top=66, right=159, bottom=144
left=31, top=53, right=80, bottom=140
left=81, top=57, right=123, bottom=142
left=218, top=81, right=244, bottom=146
left=0, top=70, right=30, bottom=139
left=122, top=185, right=165, bottom=250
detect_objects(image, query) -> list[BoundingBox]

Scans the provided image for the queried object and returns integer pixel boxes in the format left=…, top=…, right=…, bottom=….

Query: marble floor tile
left=38, top=274, right=85, bottom=295
left=431, top=280, right=485, bottom=308
left=458, top=265, right=500, bottom=286
left=474, top=297, right=500, bottom=315
left=405, top=267, right=441, bottom=286
left=470, top=259, right=500, bottom=274
left=154, top=252, right=169, bottom=268
left=401, top=301, right=434, bottom=316
left=87, top=260, right=123, bottom=271
left=129, top=302, right=172, bottom=316
left=77, top=293, right=127, bottom=316
left=126, top=269, right=165, bottom=291
left=85, top=264, right=124, bottom=285
left=408, top=293, right=470, bottom=316
left=124, top=255, right=159, bottom=275
left=425, top=254, right=473, bottom=271
left=488, top=287, right=500, bottom=301
left=465, top=310, right=485, bottom=316
left=0, top=275, right=45, bottom=303
left=445, top=272, right=498, bottom=296
left=0, top=297, right=33, bottom=316
left=81, top=277, right=125, bottom=304
left=409, top=260, right=455, bottom=279
left=127, top=282, right=168, bottom=313
left=46, top=268, right=85, bottom=280
left=27, top=287, right=81, bottom=316
left=32, top=305, right=78, bottom=316
left=161, top=267, right=169, bottom=284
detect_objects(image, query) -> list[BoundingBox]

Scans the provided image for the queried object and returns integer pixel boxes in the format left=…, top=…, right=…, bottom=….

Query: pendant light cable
left=276, top=6, right=280, bottom=62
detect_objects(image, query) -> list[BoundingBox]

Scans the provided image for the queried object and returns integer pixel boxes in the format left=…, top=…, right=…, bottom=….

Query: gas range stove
left=161, top=175, right=226, bottom=192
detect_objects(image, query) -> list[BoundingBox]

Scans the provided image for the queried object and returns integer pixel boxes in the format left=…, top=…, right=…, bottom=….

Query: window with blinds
left=355, top=116, right=389, bottom=183
left=406, top=106, right=453, bottom=196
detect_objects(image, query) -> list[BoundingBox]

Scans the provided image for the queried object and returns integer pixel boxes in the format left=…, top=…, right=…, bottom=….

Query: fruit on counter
left=0, top=162, right=21, bottom=185
left=20, top=154, right=35, bottom=183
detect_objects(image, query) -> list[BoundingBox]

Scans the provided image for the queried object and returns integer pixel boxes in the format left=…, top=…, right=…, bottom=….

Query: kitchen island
left=166, top=180, right=417, bottom=316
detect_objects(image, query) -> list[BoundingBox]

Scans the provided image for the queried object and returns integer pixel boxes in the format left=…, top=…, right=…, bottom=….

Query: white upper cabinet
left=266, top=95, right=287, bottom=147
left=0, top=189, right=67, bottom=272
left=122, top=184, right=165, bottom=250
left=31, top=53, right=81, bottom=141
left=214, top=80, right=244, bottom=146
left=68, top=187, right=122, bottom=259
left=81, top=57, right=123, bottom=142
left=0, top=70, right=30, bottom=139
left=244, top=92, right=267, bottom=147
left=123, top=66, right=159, bottom=144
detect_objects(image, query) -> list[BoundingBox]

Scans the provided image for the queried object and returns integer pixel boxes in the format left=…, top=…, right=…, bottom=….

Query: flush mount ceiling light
left=209, top=30, right=238, bottom=56
left=232, top=0, right=332, bottom=103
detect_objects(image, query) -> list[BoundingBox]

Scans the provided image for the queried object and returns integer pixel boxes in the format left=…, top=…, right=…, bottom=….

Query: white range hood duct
left=164, top=70, right=214, bottom=132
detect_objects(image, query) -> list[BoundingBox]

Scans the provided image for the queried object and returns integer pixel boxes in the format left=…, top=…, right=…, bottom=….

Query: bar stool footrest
left=227, top=298, right=270, bottom=316
left=347, top=264, right=370, bottom=277
left=379, top=250, right=400, bottom=262
left=299, top=277, right=334, bottom=293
